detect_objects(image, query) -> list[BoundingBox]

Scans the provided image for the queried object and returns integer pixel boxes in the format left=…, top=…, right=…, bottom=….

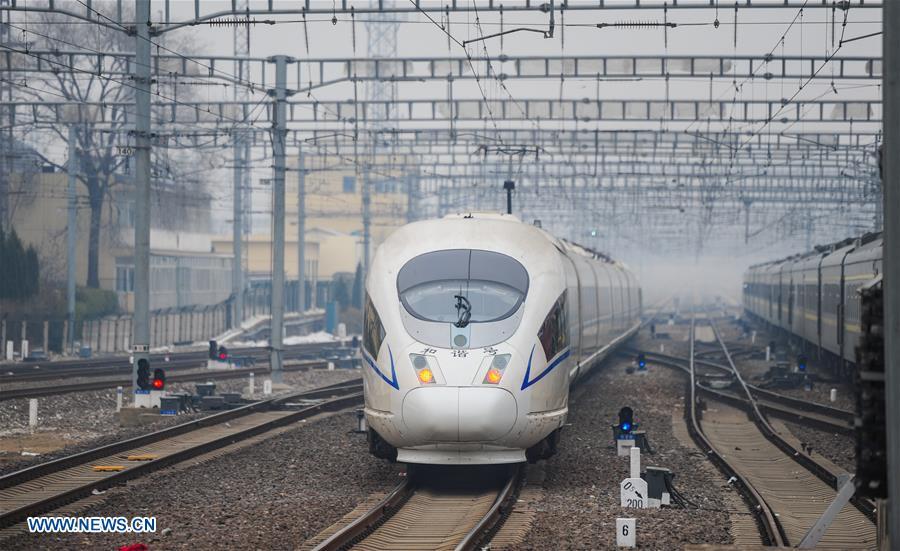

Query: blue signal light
left=621, top=422, right=632, bottom=432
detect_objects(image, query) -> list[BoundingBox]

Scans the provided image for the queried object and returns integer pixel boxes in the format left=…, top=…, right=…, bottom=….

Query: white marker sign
left=616, top=518, right=636, bottom=548
left=620, top=477, right=648, bottom=509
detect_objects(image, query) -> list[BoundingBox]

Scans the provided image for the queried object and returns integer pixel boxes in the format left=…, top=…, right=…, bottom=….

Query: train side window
left=538, top=291, right=569, bottom=360
left=363, top=293, right=386, bottom=357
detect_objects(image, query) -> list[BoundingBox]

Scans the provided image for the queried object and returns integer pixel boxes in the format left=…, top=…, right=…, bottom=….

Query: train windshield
left=397, top=250, right=529, bottom=324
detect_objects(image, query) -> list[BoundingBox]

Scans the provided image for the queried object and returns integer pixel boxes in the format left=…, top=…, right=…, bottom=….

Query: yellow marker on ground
left=125, top=455, right=158, bottom=461
left=92, top=465, right=125, bottom=472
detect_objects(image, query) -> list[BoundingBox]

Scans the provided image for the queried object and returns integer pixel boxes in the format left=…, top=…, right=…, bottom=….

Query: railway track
left=1, top=341, right=344, bottom=383
left=0, top=359, right=329, bottom=401
left=304, top=465, right=523, bottom=551
left=633, top=348, right=855, bottom=434
left=682, top=317, right=876, bottom=549
left=0, top=379, right=364, bottom=530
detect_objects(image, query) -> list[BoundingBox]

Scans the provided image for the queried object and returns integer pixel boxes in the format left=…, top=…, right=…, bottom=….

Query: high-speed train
left=361, top=213, right=641, bottom=465
left=743, top=231, right=882, bottom=378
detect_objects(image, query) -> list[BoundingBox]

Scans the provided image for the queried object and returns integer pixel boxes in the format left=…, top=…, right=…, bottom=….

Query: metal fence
left=0, top=283, right=305, bottom=356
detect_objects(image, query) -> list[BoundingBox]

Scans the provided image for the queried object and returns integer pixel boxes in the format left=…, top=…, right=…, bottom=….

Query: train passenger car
left=743, top=232, right=882, bottom=377
left=362, top=213, right=641, bottom=465
left=841, top=235, right=883, bottom=364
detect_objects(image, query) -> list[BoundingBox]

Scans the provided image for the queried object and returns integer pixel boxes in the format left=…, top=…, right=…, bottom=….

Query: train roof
left=440, top=212, right=620, bottom=265
left=746, top=231, right=882, bottom=271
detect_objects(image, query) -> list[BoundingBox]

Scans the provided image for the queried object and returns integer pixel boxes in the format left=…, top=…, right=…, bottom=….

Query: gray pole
left=883, top=0, right=900, bottom=544
left=405, top=172, right=415, bottom=224
left=297, top=148, right=306, bottom=313
left=362, top=163, right=371, bottom=275
left=131, top=0, right=152, bottom=388
left=66, top=125, right=78, bottom=355
left=743, top=200, right=751, bottom=245
left=232, top=134, right=244, bottom=325
left=504, top=180, right=515, bottom=214
left=267, top=54, right=294, bottom=384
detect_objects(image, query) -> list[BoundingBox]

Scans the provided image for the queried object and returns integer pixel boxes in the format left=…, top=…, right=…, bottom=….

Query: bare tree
left=10, top=4, right=214, bottom=288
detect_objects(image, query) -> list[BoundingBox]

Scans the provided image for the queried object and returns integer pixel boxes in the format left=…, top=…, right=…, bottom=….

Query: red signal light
left=152, top=378, right=164, bottom=390
left=218, top=352, right=227, bottom=360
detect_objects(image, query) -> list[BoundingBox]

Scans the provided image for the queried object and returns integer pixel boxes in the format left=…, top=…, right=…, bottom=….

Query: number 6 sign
left=616, top=518, right=636, bottom=548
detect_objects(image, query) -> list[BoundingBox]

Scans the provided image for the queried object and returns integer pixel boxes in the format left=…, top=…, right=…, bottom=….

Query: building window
left=116, top=266, right=134, bottom=292
left=343, top=176, right=356, bottom=193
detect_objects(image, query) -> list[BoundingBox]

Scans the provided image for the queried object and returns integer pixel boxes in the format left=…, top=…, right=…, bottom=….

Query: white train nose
left=402, top=387, right=518, bottom=442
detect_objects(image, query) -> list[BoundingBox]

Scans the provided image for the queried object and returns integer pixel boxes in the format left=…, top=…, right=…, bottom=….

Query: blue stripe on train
left=521, top=345, right=571, bottom=390
left=363, top=346, right=399, bottom=390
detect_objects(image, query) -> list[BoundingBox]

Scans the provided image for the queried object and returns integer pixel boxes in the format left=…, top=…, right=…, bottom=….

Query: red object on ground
left=118, top=543, right=148, bottom=551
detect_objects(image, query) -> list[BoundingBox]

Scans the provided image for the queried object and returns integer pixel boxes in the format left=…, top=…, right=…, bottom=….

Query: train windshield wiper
left=454, top=294, right=472, bottom=328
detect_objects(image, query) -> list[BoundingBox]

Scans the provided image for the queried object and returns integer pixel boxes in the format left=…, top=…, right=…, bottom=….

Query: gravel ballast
left=0, top=368, right=359, bottom=474
left=2, top=410, right=402, bottom=550
left=516, top=356, right=736, bottom=550
left=4, top=334, right=743, bottom=550
left=782, top=420, right=857, bottom=474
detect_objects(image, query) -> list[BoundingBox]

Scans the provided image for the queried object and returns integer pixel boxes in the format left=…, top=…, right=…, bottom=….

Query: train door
left=816, top=256, right=824, bottom=354
left=787, top=270, right=794, bottom=328
left=776, top=268, right=783, bottom=325
left=588, top=262, right=603, bottom=352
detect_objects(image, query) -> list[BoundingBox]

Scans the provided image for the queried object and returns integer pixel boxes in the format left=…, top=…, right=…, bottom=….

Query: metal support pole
left=297, top=148, right=306, bottom=313
left=884, top=1, right=900, bottom=546
left=66, top=126, right=78, bottom=355
left=232, top=133, right=244, bottom=326
left=362, top=163, right=372, bottom=275
left=504, top=180, right=515, bottom=214
left=267, top=54, right=294, bottom=384
left=805, top=212, right=813, bottom=251
left=406, top=172, right=417, bottom=224
left=131, top=0, right=152, bottom=389
left=743, top=200, right=751, bottom=245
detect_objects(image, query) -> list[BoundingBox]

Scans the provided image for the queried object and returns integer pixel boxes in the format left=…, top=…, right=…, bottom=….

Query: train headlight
left=482, top=354, right=511, bottom=384
left=417, top=367, right=435, bottom=384
left=410, top=354, right=439, bottom=385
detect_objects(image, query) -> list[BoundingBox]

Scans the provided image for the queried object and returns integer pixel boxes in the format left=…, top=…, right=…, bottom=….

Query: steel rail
left=683, top=317, right=788, bottom=547
left=708, top=321, right=877, bottom=522
left=634, top=349, right=856, bottom=432
left=0, top=341, right=339, bottom=380
left=454, top=465, right=524, bottom=551
left=308, top=479, right=415, bottom=551
left=0, top=359, right=328, bottom=401
left=0, top=380, right=364, bottom=529
left=309, top=466, right=523, bottom=551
